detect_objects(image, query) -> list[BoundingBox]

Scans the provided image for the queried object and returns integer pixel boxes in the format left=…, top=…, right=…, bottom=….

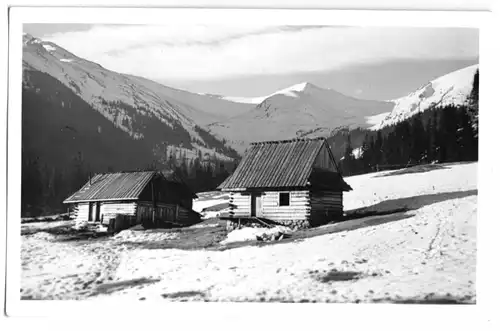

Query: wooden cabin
left=63, top=170, right=200, bottom=228
left=217, top=138, right=352, bottom=228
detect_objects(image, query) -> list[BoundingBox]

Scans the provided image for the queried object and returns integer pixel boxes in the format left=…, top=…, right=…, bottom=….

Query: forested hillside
left=338, top=69, right=479, bottom=176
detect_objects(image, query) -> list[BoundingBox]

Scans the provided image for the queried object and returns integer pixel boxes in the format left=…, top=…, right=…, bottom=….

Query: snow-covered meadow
left=20, top=162, right=477, bottom=303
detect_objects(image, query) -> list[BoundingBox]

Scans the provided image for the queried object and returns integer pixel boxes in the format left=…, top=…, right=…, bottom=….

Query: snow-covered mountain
left=207, top=82, right=394, bottom=153
left=22, top=33, right=246, bottom=162
left=368, top=64, right=479, bottom=130
left=22, top=32, right=479, bottom=161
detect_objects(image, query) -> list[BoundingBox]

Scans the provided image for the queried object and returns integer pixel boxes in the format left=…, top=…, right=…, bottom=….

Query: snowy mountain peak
left=369, top=64, right=478, bottom=130
left=23, top=33, right=42, bottom=45
left=218, top=82, right=322, bottom=105
left=275, top=82, right=315, bottom=96
left=271, top=82, right=321, bottom=98
left=209, top=81, right=394, bottom=153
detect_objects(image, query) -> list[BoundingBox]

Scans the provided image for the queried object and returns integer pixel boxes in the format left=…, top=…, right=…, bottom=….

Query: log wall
left=72, top=201, right=199, bottom=227
left=228, top=192, right=251, bottom=218
left=261, top=191, right=310, bottom=221
left=309, top=191, right=343, bottom=226
left=177, top=206, right=201, bottom=225
left=228, top=190, right=310, bottom=225
left=99, top=202, right=137, bottom=225
left=137, top=202, right=174, bottom=224
left=137, top=202, right=200, bottom=226
left=72, top=202, right=137, bottom=225
left=73, top=203, right=90, bottom=224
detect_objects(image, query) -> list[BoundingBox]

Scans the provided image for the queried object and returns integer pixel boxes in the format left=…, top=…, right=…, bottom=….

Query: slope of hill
left=208, top=82, right=394, bottom=153
left=22, top=33, right=239, bottom=161
left=369, top=64, right=478, bottom=130
left=22, top=69, right=156, bottom=172
left=22, top=162, right=476, bottom=302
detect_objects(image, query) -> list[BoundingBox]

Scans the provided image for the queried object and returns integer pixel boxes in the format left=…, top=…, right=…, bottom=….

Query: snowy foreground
left=21, top=162, right=477, bottom=303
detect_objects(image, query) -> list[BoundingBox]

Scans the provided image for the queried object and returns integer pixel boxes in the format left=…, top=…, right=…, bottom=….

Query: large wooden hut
left=217, top=138, right=352, bottom=228
left=63, top=170, right=200, bottom=228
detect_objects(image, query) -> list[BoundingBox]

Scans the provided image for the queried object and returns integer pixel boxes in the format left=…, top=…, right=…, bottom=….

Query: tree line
left=339, top=69, right=479, bottom=176
left=21, top=148, right=239, bottom=217
left=144, top=148, right=239, bottom=194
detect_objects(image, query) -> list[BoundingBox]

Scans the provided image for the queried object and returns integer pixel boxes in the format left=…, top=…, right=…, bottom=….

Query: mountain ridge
left=207, top=81, right=396, bottom=153
left=22, top=33, right=479, bottom=159
left=369, top=64, right=479, bottom=130
left=22, top=33, right=242, bottom=162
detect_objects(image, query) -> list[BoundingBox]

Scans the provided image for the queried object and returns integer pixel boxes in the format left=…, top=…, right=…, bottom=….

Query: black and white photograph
left=3, top=5, right=498, bottom=325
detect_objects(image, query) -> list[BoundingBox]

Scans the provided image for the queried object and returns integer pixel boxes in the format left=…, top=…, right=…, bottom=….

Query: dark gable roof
left=218, top=138, right=351, bottom=191
left=159, top=169, right=198, bottom=199
left=63, top=170, right=196, bottom=203
left=64, top=171, right=156, bottom=203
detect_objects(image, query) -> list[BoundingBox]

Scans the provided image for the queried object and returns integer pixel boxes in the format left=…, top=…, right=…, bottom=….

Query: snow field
left=21, top=162, right=477, bottom=302
left=89, top=162, right=477, bottom=302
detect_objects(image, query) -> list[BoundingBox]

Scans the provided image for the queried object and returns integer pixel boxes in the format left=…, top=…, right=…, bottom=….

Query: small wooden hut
left=217, top=138, right=352, bottom=228
left=63, top=170, right=200, bottom=228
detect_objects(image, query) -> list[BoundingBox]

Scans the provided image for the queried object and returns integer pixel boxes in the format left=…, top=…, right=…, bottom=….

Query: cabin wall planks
left=228, top=189, right=344, bottom=227
left=228, top=192, right=251, bottom=217
left=99, top=202, right=137, bottom=225
left=309, top=191, right=343, bottom=226
left=260, top=191, right=310, bottom=221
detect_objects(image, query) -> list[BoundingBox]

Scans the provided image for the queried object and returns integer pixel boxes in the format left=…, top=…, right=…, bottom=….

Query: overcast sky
left=23, top=24, right=479, bottom=100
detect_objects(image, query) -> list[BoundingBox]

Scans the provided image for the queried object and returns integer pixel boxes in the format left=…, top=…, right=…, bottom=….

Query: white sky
left=42, top=25, right=478, bottom=83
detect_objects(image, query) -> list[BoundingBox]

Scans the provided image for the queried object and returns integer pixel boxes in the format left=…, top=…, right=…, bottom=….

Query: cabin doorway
left=88, top=202, right=101, bottom=223
left=251, top=193, right=263, bottom=217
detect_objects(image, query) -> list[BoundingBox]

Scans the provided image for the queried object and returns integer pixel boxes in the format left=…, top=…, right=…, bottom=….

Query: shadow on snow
left=346, top=189, right=477, bottom=217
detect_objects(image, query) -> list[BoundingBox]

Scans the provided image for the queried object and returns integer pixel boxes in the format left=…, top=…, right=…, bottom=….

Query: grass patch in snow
left=93, top=277, right=160, bottom=295
left=161, top=290, right=206, bottom=299
left=118, top=222, right=228, bottom=250
left=373, top=293, right=475, bottom=304
left=21, top=213, right=71, bottom=224
left=317, top=270, right=364, bottom=282
left=375, top=164, right=450, bottom=177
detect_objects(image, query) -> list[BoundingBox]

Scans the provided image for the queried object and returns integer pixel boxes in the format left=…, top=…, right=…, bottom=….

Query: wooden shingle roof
left=63, top=170, right=196, bottom=203
left=63, top=171, right=156, bottom=203
left=218, top=138, right=351, bottom=191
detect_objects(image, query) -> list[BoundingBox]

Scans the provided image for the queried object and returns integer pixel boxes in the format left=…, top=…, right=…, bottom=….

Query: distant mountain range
left=207, top=82, right=394, bottom=153
left=22, top=32, right=479, bottom=169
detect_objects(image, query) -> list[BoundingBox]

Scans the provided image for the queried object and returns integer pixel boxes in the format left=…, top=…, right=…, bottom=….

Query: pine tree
left=342, top=134, right=355, bottom=175
left=375, top=130, right=384, bottom=167
left=72, top=152, right=88, bottom=192
left=467, top=69, right=479, bottom=138
left=21, top=156, right=44, bottom=216
left=359, top=134, right=372, bottom=173
left=425, top=117, right=436, bottom=163
left=410, top=114, right=426, bottom=164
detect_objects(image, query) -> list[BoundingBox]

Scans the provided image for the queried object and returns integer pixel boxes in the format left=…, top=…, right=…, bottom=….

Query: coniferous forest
left=21, top=69, right=479, bottom=217
left=338, top=69, right=479, bottom=176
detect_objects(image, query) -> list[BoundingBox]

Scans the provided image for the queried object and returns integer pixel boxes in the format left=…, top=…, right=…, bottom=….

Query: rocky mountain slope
left=22, top=33, right=241, bottom=164
left=208, top=82, right=394, bottom=153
